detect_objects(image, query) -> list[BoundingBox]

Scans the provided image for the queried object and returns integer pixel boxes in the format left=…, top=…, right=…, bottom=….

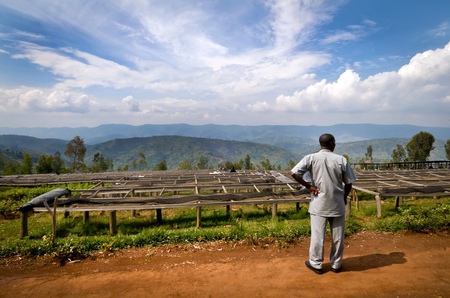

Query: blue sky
left=0, top=0, right=449, bottom=128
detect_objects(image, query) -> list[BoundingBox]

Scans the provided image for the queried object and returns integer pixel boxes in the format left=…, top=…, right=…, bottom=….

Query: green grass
left=0, top=185, right=449, bottom=258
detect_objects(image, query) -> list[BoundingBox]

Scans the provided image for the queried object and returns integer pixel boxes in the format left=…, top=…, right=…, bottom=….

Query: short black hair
left=319, top=133, right=335, bottom=147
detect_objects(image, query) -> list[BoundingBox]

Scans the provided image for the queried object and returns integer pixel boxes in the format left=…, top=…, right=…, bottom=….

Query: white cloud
left=363, top=19, right=377, bottom=26
left=321, top=31, right=358, bottom=44
left=249, top=42, right=450, bottom=116
left=10, top=36, right=329, bottom=101
left=267, top=0, right=343, bottom=51
left=429, top=22, right=449, bottom=37
left=12, top=43, right=146, bottom=89
left=321, top=20, right=377, bottom=45
left=122, top=96, right=140, bottom=112
left=0, top=86, right=96, bottom=113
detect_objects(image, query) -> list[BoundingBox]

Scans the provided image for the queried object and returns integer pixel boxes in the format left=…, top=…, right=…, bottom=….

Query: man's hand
left=309, top=186, right=319, bottom=196
left=291, top=173, right=319, bottom=195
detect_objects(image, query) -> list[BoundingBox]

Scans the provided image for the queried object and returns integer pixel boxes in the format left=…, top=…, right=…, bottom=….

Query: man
left=291, top=133, right=356, bottom=274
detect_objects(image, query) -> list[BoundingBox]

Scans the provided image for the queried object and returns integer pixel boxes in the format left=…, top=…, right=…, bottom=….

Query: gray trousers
left=309, top=214, right=345, bottom=270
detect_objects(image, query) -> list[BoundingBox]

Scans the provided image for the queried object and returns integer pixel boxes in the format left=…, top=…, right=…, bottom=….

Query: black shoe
left=331, top=266, right=342, bottom=273
left=305, top=260, right=323, bottom=275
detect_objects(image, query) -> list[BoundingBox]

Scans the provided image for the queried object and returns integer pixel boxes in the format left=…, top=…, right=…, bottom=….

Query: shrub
left=375, top=203, right=450, bottom=232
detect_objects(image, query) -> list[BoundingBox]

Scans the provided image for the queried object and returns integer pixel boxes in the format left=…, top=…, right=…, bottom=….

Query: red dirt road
left=1, top=231, right=449, bottom=298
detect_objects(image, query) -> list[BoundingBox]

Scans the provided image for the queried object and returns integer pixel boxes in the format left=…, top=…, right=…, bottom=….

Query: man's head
left=319, top=133, right=336, bottom=151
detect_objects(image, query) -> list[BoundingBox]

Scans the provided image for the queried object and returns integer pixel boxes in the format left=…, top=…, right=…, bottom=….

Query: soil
left=0, top=231, right=449, bottom=298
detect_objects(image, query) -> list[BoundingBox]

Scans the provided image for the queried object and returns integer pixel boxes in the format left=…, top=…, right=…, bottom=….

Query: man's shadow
left=338, top=252, right=406, bottom=272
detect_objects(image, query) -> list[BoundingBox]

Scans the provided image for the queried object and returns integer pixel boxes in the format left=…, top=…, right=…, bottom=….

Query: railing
left=354, top=160, right=450, bottom=170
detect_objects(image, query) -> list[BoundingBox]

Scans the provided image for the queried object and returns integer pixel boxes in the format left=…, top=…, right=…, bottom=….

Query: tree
left=178, top=159, right=193, bottom=170
left=52, top=151, right=65, bottom=174
left=222, top=161, right=234, bottom=170
left=36, top=152, right=66, bottom=174
left=2, top=161, right=20, bottom=175
left=106, top=158, right=114, bottom=171
left=406, top=131, right=435, bottom=162
left=153, top=160, right=167, bottom=171
left=92, top=152, right=109, bottom=173
left=391, top=144, right=406, bottom=163
left=445, top=139, right=450, bottom=160
left=36, top=154, right=53, bottom=174
left=196, top=156, right=208, bottom=169
left=365, top=145, right=373, bottom=163
left=260, top=156, right=274, bottom=170
left=286, top=159, right=297, bottom=171
left=65, top=136, right=86, bottom=172
left=138, top=152, right=148, bottom=170
left=234, top=159, right=243, bottom=170
left=20, top=153, right=33, bottom=174
left=244, top=154, right=252, bottom=170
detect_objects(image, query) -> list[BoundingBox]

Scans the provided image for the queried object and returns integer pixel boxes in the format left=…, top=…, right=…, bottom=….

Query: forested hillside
left=85, top=136, right=297, bottom=170
left=0, top=134, right=448, bottom=173
left=0, top=135, right=67, bottom=163
left=0, top=135, right=298, bottom=171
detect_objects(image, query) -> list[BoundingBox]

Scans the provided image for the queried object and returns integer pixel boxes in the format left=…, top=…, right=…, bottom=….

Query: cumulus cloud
left=122, top=95, right=140, bottom=112
left=0, top=86, right=95, bottom=113
left=249, top=42, right=450, bottom=115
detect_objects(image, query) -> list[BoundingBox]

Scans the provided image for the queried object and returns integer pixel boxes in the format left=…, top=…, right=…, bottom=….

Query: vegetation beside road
left=0, top=184, right=448, bottom=259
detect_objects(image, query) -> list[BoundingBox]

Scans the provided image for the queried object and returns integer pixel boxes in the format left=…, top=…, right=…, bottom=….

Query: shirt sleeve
left=291, top=155, right=310, bottom=177
left=343, top=161, right=357, bottom=184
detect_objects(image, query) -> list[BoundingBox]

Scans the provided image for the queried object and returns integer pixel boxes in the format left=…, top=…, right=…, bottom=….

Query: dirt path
left=1, top=231, right=449, bottom=298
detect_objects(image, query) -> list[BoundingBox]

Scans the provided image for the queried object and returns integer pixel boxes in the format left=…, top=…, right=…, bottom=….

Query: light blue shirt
left=291, top=149, right=357, bottom=217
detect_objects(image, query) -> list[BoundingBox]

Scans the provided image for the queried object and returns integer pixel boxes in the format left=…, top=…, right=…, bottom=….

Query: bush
left=375, top=203, right=450, bottom=232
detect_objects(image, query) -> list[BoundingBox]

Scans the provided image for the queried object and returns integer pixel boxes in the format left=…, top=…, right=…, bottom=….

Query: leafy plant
left=374, top=203, right=450, bottom=232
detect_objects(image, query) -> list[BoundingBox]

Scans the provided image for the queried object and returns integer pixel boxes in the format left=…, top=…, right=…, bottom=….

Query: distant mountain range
left=0, top=123, right=449, bottom=169
left=1, top=123, right=449, bottom=145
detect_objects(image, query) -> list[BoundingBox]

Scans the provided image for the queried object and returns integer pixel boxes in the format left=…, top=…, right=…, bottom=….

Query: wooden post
left=296, top=202, right=300, bottom=211
left=395, top=196, right=402, bottom=209
left=51, top=198, right=58, bottom=243
left=83, top=211, right=90, bottom=223
left=196, top=206, right=202, bottom=228
left=272, top=203, right=278, bottom=219
left=20, top=211, right=28, bottom=238
left=353, top=189, right=359, bottom=211
left=375, top=194, right=382, bottom=218
left=109, top=211, right=117, bottom=235
left=156, top=209, right=162, bottom=224
left=132, top=190, right=136, bottom=217
left=345, top=197, right=351, bottom=217
left=226, top=205, right=231, bottom=217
